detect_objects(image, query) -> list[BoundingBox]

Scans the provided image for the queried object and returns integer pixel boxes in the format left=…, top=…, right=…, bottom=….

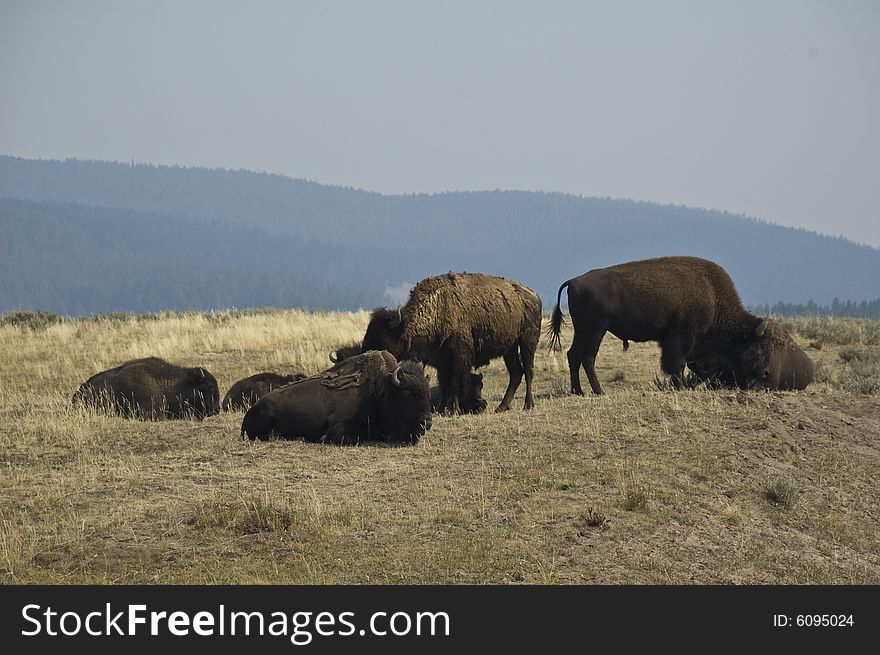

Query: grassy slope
left=1, top=311, right=878, bottom=584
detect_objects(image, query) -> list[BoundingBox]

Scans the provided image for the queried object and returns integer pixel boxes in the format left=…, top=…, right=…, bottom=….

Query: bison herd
left=72, top=256, right=815, bottom=444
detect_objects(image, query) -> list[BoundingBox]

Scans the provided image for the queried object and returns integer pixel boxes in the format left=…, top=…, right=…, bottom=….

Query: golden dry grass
left=1, top=309, right=878, bottom=584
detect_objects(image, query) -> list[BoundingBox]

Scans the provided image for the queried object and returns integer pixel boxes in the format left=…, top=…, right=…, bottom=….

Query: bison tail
left=546, top=280, right=570, bottom=351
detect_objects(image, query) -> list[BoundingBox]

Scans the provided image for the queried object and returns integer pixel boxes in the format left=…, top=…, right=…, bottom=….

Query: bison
left=73, top=356, right=220, bottom=420
left=240, top=350, right=432, bottom=444
left=358, top=272, right=542, bottom=414
left=430, top=372, right=486, bottom=414
left=688, top=319, right=814, bottom=390
left=549, top=256, right=773, bottom=394
left=329, top=343, right=363, bottom=364
left=222, top=372, right=306, bottom=411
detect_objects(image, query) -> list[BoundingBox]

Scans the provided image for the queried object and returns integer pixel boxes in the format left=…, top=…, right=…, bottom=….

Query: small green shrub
left=764, top=475, right=799, bottom=509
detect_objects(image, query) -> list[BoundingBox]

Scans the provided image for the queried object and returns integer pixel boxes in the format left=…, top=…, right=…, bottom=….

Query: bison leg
left=435, top=363, right=458, bottom=415
left=660, top=333, right=695, bottom=389
left=496, top=347, right=524, bottom=412
left=567, top=332, right=588, bottom=395
left=520, top=339, right=536, bottom=410
left=579, top=330, right=607, bottom=395
left=567, top=328, right=606, bottom=395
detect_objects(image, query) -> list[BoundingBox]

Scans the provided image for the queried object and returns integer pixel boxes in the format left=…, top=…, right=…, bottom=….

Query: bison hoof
left=494, top=404, right=511, bottom=413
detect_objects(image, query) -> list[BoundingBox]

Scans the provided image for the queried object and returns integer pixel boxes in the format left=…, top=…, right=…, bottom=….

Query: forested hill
left=1, top=155, right=879, bottom=315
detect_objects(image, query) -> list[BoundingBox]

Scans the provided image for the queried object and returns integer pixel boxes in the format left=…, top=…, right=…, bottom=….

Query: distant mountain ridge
left=1, top=155, right=878, bottom=315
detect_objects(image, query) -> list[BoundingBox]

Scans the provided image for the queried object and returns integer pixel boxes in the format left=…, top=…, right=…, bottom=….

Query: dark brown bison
left=222, top=372, right=306, bottom=411
left=359, top=272, right=542, bottom=414
left=688, top=319, right=814, bottom=390
left=549, top=256, right=773, bottom=394
left=241, top=350, right=432, bottom=444
left=430, top=372, right=486, bottom=414
left=73, top=357, right=220, bottom=420
left=329, top=343, right=363, bottom=364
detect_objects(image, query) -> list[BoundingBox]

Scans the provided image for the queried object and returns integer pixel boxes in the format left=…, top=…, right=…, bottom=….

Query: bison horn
left=755, top=319, right=768, bottom=337
left=391, top=365, right=402, bottom=387
left=329, top=352, right=339, bottom=363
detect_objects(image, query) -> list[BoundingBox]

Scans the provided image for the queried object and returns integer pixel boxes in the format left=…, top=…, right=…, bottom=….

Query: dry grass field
left=1, top=309, right=878, bottom=584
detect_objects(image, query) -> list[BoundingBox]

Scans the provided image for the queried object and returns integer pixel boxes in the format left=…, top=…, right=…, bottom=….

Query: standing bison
left=222, top=372, right=306, bottom=411
left=73, top=357, right=220, bottom=420
left=359, top=272, right=542, bottom=413
left=549, top=256, right=773, bottom=394
left=688, top=319, right=814, bottom=390
left=241, top=350, right=432, bottom=444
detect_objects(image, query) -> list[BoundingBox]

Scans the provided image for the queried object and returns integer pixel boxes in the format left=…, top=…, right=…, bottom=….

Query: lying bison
left=430, top=372, right=486, bottom=414
left=549, top=256, right=773, bottom=394
left=688, top=319, right=814, bottom=390
left=222, top=372, right=306, bottom=411
left=73, top=357, right=220, bottom=420
left=241, top=350, right=432, bottom=444
left=358, top=272, right=542, bottom=413
left=329, top=343, right=363, bottom=364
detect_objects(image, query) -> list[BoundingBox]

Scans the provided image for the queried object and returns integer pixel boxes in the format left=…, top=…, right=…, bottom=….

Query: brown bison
left=73, top=356, right=220, bottom=420
left=549, top=256, right=773, bottom=394
left=241, top=350, right=432, bottom=444
left=329, top=343, right=363, bottom=364
left=688, top=319, right=814, bottom=390
left=222, top=372, right=306, bottom=411
left=357, top=272, right=542, bottom=414
left=430, top=372, right=486, bottom=414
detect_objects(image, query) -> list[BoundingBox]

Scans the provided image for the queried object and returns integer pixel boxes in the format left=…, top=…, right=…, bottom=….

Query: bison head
left=187, top=367, right=221, bottom=418
left=361, top=307, right=405, bottom=358
left=380, top=360, right=432, bottom=442
left=461, top=372, right=487, bottom=414
left=729, top=318, right=774, bottom=389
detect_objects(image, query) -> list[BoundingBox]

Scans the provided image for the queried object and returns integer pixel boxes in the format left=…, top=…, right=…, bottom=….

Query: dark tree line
left=1, top=156, right=879, bottom=314
left=751, top=298, right=880, bottom=319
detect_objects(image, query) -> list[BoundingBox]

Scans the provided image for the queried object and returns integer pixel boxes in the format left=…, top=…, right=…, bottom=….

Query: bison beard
left=548, top=256, right=774, bottom=394
left=360, top=272, right=542, bottom=414
left=72, top=357, right=220, bottom=420
left=240, top=350, right=432, bottom=444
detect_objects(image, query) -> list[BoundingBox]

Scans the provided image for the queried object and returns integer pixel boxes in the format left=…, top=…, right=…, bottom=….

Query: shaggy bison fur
left=359, top=272, right=542, bottom=414
left=549, top=256, right=773, bottom=394
left=240, top=350, right=432, bottom=444
left=73, top=357, right=220, bottom=420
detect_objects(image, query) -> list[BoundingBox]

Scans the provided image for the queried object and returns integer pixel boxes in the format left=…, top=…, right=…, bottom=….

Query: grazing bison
left=688, top=320, right=814, bottom=390
left=73, top=357, right=220, bottom=420
left=549, top=256, right=773, bottom=394
left=222, top=372, right=306, bottom=411
left=430, top=372, right=486, bottom=414
left=359, top=272, right=542, bottom=414
left=241, top=350, right=432, bottom=444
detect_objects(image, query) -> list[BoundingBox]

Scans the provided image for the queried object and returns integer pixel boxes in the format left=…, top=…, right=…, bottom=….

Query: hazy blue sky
left=2, top=0, right=878, bottom=246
